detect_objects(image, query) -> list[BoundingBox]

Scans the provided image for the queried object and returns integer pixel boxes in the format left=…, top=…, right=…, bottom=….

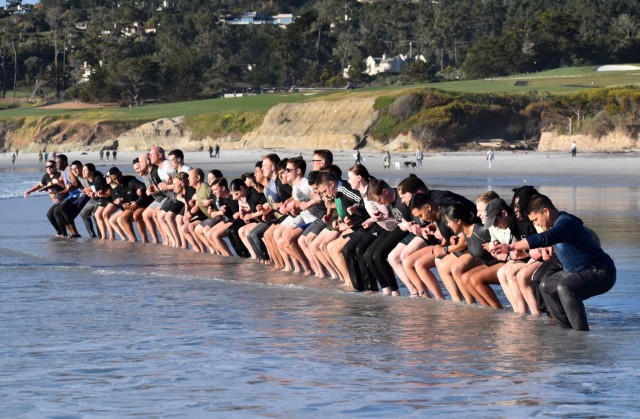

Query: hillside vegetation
left=1, top=67, right=640, bottom=153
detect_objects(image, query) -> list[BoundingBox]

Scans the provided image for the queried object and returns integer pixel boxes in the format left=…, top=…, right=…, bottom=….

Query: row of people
left=24, top=148, right=616, bottom=331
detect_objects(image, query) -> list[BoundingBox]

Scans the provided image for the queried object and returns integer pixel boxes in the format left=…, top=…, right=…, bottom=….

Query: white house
left=363, top=54, right=427, bottom=76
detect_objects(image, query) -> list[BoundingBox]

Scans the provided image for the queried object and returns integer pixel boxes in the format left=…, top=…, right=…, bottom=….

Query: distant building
left=222, top=11, right=294, bottom=27
left=272, top=13, right=294, bottom=28
left=363, top=54, right=427, bottom=76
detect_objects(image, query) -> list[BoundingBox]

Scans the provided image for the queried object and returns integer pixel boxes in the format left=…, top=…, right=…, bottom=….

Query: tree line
left=1, top=0, right=640, bottom=105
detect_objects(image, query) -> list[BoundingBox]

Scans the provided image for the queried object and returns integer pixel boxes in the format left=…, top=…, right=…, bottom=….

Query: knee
left=371, top=250, right=386, bottom=265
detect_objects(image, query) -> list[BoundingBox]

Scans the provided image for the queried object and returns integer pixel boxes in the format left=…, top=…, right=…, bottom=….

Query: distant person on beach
left=354, top=150, right=361, bottom=165
left=486, top=149, right=494, bottom=168
left=106, top=150, right=110, bottom=160
left=99, top=149, right=104, bottom=161
left=571, top=141, right=577, bottom=158
left=383, top=151, right=390, bottom=170
left=43, top=151, right=49, bottom=161
left=208, top=145, right=213, bottom=158
left=416, top=148, right=423, bottom=168
left=215, top=144, right=220, bottom=158
left=11, top=153, right=15, bottom=165
left=491, top=194, right=616, bottom=331
left=38, top=151, right=43, bottom=164
left=51, top=151, right=57, bottom=162
left=113, top=150, right=117, bottom=161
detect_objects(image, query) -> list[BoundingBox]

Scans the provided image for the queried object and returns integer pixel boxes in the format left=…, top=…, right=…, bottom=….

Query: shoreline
left=1, top=149, right=638, bottom=185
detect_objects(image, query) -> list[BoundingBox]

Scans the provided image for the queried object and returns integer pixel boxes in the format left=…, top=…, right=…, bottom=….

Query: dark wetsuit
left=526, top=212, right=616, bottom=331
left=464, top=223, right=500, bottom=267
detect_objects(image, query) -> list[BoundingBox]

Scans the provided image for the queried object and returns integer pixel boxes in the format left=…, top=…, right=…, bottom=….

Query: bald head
left=138, top=152, right=151, bottom=174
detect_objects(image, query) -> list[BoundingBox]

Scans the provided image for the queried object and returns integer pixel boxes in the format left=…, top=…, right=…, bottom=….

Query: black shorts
left=162, top=199, right=184, bottom=214
left=302, top=219, right=326, bottom=236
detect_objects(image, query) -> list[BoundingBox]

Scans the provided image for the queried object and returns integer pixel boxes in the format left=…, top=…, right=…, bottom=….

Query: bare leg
left=448, top=253, right=482, bottom=304
left=516, top=261, right=543, bottom=315
left=327, top=235, right=351, bottom=285
left=239, top=223, right=259, bottom=259
left=117, top=209, right=137, bottom=242
left=133, top=208, right=147, bottom=243
left=282, top=227, right=312, bottom=275
left=101, top=204, right=118, bottom=240
left=401, top=245, right=433, bottom=296
left=142, top=206, right=158, bottom=243
left=300, top=232, right=323, bottom=276
left=466, top=263, right=504, bottom=309
left=414, top=249, right=445, bottom=299
left=208, top=222, right=232, bottom=256
left=165, top=212, right=181, bottom=248
left=499, top=261, right=526, bottom=313
left=94, top=206, right=107, bottom=240
left=310, top=229, right=340, bottom=279
left=108, top=211, right=126, bottom=241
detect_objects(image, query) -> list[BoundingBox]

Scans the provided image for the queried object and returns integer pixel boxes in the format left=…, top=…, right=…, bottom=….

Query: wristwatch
left=443, top=246, right=449, bottom=254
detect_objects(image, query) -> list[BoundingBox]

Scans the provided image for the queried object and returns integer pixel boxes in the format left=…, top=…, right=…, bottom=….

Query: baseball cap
left=484, top=198, right=508, bottom=229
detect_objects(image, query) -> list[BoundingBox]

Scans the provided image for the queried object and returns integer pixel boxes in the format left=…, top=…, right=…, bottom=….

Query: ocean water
left=1, top=168, right=640, bottom=417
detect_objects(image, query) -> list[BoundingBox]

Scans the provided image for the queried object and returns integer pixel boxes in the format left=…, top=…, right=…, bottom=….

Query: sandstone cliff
left=538, top=130, right=639, bottom=152
left=240, top=98, right=378, bottom=150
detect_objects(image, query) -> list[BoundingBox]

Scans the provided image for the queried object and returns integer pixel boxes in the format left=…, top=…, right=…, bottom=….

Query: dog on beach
left=403, top=161, right=417, bottom=169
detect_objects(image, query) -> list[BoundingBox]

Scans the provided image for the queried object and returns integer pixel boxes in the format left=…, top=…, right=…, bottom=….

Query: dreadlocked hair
left=511, top=185, right=539, bottom=216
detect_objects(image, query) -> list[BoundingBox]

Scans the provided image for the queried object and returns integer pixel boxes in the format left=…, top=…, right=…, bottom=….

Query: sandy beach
left=2, top=149, right=639, bottom=187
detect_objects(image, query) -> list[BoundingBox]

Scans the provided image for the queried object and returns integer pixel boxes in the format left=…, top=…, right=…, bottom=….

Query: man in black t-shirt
left=24, top=160, right=62, bottom=202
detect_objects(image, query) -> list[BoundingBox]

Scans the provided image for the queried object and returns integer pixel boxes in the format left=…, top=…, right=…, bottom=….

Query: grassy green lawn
left=0, top=92, right=312, bottom=121
left=2, top=65, right=639, bottom=121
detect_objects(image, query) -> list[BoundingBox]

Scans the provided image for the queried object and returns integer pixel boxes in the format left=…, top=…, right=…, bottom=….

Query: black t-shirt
left=390, top=190, right=412, bottom=222
left=89, top=173, right=110, bottom=205
left=514, top=217, right=538, bottom=240
left=245, top=187, right=268, bottom=212
left=217, top=195, right=238, bottom=222
left=275, top=177, right=293, bottom=202
left=41, top=172, right=63, bottom=195
left=112, top=176, right=147, bottom=208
